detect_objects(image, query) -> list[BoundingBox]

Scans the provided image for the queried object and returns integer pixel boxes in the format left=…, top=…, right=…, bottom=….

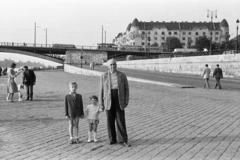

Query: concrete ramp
left=0, top=48, right=63, bottom=64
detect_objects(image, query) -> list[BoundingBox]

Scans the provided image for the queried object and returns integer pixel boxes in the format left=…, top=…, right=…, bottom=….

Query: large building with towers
left=115, top=18, right=229, bottom=48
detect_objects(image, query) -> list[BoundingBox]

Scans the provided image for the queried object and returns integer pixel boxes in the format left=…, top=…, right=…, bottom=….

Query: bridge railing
left=0, top=42, right=100, bottom=50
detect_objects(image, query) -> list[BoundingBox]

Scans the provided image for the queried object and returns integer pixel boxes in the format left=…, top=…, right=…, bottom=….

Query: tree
left=166, top=37, right=182, bottom=51
left=195, top=36, right=210, bottom=51
left=151, top=42, right=158, bottom=46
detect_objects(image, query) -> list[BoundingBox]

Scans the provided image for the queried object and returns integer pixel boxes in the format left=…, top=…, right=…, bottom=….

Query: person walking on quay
left=65, top=82, right=84, bottom=144
left=22, top=66, right=36, bottom=100
left=85, top=95, right=103, bottom=143
left=201, top=64, right=211, bottom=89
left=6, top=63, right=23, bottom=102
left=0, top=66, right=2, bottom=77
left=99, top=58, right=130, bottom=147
left=213, top=64, right=223, bottom=89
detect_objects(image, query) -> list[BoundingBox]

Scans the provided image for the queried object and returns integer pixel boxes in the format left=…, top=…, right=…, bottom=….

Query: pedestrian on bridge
left=99, top=58, right=130, bottom=147
left=201, top=64, right=211, bottom=89
left=213, top=64, right=223, bottom=89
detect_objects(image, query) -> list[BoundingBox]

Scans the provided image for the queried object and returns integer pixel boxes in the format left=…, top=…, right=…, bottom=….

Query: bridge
left=0, top=42, right=168, bottom=64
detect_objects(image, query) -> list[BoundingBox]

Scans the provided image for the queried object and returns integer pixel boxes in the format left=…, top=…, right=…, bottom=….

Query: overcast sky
left=0, top=0, right=239, bottom=65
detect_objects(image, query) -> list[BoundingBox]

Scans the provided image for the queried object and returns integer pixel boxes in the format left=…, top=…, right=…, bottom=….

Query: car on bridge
left=52, top=44, right=76, bottom=49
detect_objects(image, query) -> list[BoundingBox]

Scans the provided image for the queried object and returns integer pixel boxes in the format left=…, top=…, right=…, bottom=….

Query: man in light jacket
left=201, top=64, right=211, bottom=89
left=99, top=59, right=130, bottom=147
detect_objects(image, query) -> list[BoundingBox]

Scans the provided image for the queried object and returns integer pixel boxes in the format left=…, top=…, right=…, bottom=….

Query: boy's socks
left=88, top=131, right=92, bottom=143
left=93, top=132, right=98, bottom=142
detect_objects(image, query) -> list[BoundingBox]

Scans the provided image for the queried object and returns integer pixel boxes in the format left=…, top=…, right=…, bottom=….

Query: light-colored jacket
left=201, top=67, right=211, bottom=79
left=99, top=70, right=129, bottom=110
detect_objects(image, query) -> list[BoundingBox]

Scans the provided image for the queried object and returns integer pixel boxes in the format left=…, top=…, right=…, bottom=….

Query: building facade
left=115, top=18, right=229, bottom=48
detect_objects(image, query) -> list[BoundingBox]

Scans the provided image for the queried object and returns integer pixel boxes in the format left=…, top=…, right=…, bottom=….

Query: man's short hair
left=205, top=64, right=208, bottom=67
left=108, top=59, right=117, bottom=66
left=69, top=81, right=77, bottom=87
left=23, top=66, right=28, bottom=69
left=216, top=64, right=219, bottom=67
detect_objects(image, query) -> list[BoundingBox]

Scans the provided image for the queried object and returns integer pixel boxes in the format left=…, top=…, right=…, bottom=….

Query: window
left=142, top=36, right=144, bottom=40
left=203, top=32, right=206, bottom=36
left=162, top=32, right=165, bottom=35
left=174, top=32, right=177, bottom=35
left=216, top=32, right=219, bottom=35
left=148, top=31, right=151, bottom=34
left=215, top=37, right=218, bottom=41
left=182, top=37, right=185, bottom=41
left=154, top=31, right=158, bottom=35
left=162, top=37, right=165, bottom=40
left=169, top=32, right=172, bottom=35
left=142, top=31, right=145, bottom=35
left=154, top=37, right=158, bottom=40
left=147, top=43, right=150, bottom=46
left=142, top=42, right=145, bottom=45
left=195, top=32, right=198, bottom=36
left=161, top=43, right=164, bottom=45
left=183, top=32, right=186, bottom=35
left=210, top=32, right=212, bottom=35
left=189, top=32, right=191, bottom=35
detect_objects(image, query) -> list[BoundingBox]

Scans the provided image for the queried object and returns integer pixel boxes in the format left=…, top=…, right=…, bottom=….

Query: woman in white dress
left=6, top=63, right=22, bottom=102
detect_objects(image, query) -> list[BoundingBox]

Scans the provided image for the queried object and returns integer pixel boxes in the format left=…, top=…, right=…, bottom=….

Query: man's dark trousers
left=26, top=84, right=34, bottom=100
left=106, top=89, right=128, bottom=143
left=215, top=77, right=222, bottom=89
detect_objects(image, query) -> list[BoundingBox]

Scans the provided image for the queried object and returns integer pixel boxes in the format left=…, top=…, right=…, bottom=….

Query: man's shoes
left=122, top=142, right=131, bottom=147
left=25, top=98, right=29, bottom=101
left=109, top=141, right=116, bottom=145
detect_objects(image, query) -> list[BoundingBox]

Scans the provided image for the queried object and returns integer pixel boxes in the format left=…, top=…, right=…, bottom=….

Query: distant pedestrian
left=213, top=64, right=223, bottom=89
left=85, top=95, right=103, bottom=143
left=65, top=82, right=84, bottom=144
left=6, top=63, right=22, bottom=102
left=22, top=66, right=36, bottom=101
left=90, top=61, right=95, bottom=70
left=201, top=64, right=211, bottom=89
left=0, top=66, right=2, bottom=77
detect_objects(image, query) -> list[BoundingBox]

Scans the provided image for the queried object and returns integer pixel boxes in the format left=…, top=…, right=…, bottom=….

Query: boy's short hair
left=69, top=81, right=77, bottom=87
left=89, top=95, right=98, bottom=101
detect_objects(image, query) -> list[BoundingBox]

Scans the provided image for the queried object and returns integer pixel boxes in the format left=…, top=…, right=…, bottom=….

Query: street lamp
left=237, top=19, right=239, bottom=53
left=207, top=9, right=217, bottom=55
left=43, top=28, right=47, bottom=47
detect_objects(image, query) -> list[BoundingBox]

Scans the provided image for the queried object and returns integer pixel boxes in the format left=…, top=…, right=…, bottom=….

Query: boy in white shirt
left=85, top=95, right=103, bottom=142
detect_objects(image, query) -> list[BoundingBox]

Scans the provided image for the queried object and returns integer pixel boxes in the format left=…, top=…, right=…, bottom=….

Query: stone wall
left=114, top=53, right=240, bottom=78
left=65, top=50, right=107, bottom=65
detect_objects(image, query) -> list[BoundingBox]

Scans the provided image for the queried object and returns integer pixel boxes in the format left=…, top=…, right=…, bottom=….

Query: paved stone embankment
left=1, top=70, right=240, bottom=160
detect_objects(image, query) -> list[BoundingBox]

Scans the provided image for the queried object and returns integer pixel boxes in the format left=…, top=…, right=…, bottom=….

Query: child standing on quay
left=85, top=95, right=103, bottom=142
left=65, top=82, right=84, bottom=144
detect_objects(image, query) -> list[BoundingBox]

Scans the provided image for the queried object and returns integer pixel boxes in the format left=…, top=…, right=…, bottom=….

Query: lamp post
left=237, top=19, right=239, bottom=53
left=44, top=28, right=47, bottom=47
left=207, top=9, right=217, bottom=55
left=34, top=22, right=36, bottom=47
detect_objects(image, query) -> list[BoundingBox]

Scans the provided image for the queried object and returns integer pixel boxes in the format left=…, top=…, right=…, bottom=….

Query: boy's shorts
left=88, top=119, right=99, bottom=124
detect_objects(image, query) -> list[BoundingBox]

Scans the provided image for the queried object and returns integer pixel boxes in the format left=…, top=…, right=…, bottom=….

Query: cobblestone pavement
left=1, top=70, right=240, bottom=160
